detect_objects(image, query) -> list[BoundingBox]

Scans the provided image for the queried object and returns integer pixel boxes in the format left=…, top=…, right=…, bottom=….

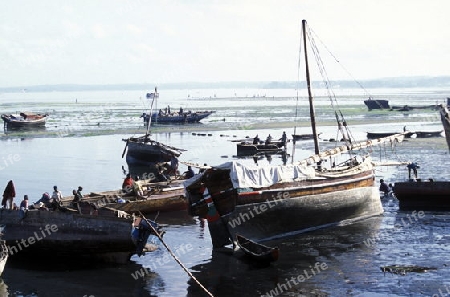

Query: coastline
left=0, top=116, right=436, bottom=140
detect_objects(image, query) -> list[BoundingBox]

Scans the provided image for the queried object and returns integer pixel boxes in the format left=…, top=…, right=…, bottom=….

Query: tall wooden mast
left=302, top=19, right=320, bottom=156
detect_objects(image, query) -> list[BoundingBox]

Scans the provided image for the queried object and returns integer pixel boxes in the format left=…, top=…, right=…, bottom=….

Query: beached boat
left=393, top=180, right=450, bottom=211
left=236, top=234, right=279, bottom=263
left=0, top=208, right=161, bottom=263
left=439, top=104, right=450, bottom=151
left=364, top=98, right=390, bottom=110
left=122, top=87, right=185, bottom=165
left=390, top=104, right=439, bottom=111
left=367, top=130, right=413, bottom=139
left=413, top=130, right=443, bottom=138
left=142, top=110, right=215, bottom=124
left=61, top=180, right=187, bottom=215
left=184, top=20, right=405, bottom=248
left=1, top=112, right=48, bottom=128
left=292, top=133, right=315, bottom=141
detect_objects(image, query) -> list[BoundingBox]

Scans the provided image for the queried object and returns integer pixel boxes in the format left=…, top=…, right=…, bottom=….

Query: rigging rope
left=139, top=212, right=215, bottom=297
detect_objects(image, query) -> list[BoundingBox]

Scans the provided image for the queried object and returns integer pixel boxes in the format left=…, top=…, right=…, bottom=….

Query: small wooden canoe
left=236, top=234, right=279, bottom=263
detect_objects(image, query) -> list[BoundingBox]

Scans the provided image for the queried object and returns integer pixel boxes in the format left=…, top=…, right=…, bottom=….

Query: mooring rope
left=139, top=211, right=214, bottom=297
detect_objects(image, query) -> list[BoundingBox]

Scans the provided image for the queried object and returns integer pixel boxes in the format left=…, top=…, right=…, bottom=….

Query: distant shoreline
left=1, top=76, right=450, bottom=93
left=0, top=117, right=432, bottom=140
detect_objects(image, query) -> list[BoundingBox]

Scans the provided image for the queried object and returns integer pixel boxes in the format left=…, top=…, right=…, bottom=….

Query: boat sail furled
left=122, top=87, right=184, bottom=165
left=184, top=20, right=403, bottom=248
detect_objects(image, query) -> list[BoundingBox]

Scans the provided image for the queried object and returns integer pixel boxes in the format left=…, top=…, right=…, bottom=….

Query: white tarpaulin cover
left=208, top=161, right=316, bottom=189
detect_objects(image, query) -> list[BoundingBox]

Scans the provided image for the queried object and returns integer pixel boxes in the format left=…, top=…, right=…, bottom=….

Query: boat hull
left=236, top=142, right=284, bottom=156
left=185, top=160, right=383, bottom=247
left=223, top=187, right=382, bottom=242
left=2, top=113, right=48, bottom=128
left=364, top=99, right=390, bottom=110
left=126, top=139, right=181, bottom=164
left=0, top=209, right=137, bottom=263
left=144, top=111, right=215, bottom=124
left=394, top=180, right=450, bottom=211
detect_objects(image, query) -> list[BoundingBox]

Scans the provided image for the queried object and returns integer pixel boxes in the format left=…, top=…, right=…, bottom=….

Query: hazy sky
left=1, top=0, right=449, bottom=87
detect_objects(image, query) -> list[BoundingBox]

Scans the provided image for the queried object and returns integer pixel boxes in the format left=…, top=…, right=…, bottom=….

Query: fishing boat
left=184, top=20, right=405, bottom=248
left=236, top=234, right=279, bottom=263
left=390, top=104, right=439, bottom=111
left=0, top=208, right=162, bottom=263
left=393, top=180, right=450, bottom=211
left=364, top=98, right=390, bottom=110
left=142, top=110, right=215, bottom=125
left=2, top=112, right=48, bottom=128
left=61, top=179, right=187, bottom=215
left=367, top=131, right=413, bottom=139
left=439, top=104, right=450, bottom=151
left=413, top=130, right=443, bottom=138
left=292, top=133, right=315, bottom=141
left=236, top=141, right=285, bottom=156
left=122, top=87, right=185, bottom=165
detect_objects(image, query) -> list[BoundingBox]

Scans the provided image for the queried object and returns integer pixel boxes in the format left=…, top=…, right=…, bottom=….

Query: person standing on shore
left=2, top=180, right=16, bottom=209
left=280, top=131, right=287, bottom=148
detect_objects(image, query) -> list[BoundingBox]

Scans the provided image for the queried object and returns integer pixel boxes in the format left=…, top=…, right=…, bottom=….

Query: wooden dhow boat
left=0, top=208, right=162, bottom=264
left=184, top=20, right=406, bottom=248
left=364, top=98, right=390, bottom=110
left=2, top=112, right=48, bottom=128
left=122, top=87, right=185, bottom=165
left=236, top=141, right=285, bottom=156
left=61, top=179, right=187, bottom=215
left=142, top=110, right=215, bottom=124
left=393, top=180, right=450, bottom=211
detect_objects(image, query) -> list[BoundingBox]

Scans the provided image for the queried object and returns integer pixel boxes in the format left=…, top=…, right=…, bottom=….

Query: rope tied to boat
left=138, top=211, right=214, bottom=297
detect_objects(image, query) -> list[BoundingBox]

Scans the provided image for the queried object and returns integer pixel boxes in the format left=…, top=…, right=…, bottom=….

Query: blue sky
left=1, top=0, right=449, bottom=87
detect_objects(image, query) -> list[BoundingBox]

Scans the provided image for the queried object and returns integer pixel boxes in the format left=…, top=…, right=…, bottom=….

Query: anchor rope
left=139, top=212, right=214, bottom=297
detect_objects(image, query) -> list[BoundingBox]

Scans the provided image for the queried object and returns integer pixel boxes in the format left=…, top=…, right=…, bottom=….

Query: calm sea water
left=1, top=87, right=450, bottom=296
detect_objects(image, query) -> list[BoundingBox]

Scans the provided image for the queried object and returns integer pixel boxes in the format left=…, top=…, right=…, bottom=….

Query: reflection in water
left=3, top=124, right=46, bottom=135
left=186, top=216, right=383, bottom=297
left=3, top=261, right=163, bottom=297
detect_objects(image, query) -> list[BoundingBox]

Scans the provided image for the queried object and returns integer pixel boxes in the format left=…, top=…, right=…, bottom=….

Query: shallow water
left=0, top=87, right=450, bottom=296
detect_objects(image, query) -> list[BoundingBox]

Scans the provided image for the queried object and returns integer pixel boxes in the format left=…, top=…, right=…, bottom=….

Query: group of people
left=1, top=180, right=83, bottom=216
left=253, top=131, right=288, bottom=148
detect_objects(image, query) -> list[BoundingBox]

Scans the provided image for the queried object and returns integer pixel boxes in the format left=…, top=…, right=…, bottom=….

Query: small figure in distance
left=72, top=187, right=83, bottom=214
left=379, top=179, right=390, bottom=197
left=133, top=176, right=145, bottom=197
left=36, top=192, right=52, bottom=208
left=407, top=162, right=419, bottom=180
left=183, top=166, right=195, bottom=179
left=253, top=134, right=260, bottom=145
left=19, top=195, right=29, bottom=220
left=51, top=185, right=63, bottom=210
left=280, top=131, right=287, bottom=148
left=265, top=134, right=272, bottom=145
left=199, top=163, right=208, bottom=174
left=2, top=180, right=16, bottom=209
left=122, top=173, right=134, bottom=194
